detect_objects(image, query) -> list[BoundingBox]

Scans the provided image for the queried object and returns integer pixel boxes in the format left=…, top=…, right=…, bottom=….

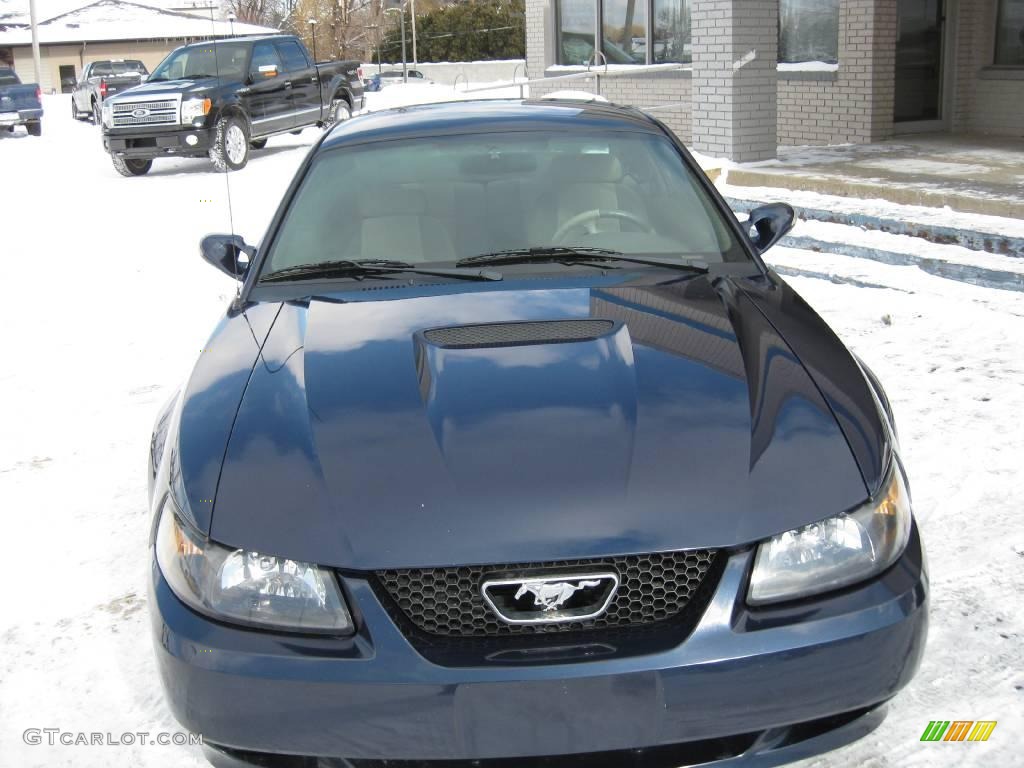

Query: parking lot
left=0, top=93, right=1022, bottom=767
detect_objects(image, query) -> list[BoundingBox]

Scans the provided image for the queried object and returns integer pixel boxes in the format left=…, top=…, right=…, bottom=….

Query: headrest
left=358, top=186, right=426, bottom=217
left=549, top=153, right=623, bottom=183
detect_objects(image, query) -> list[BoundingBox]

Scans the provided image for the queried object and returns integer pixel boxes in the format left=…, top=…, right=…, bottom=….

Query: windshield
left=261, top=130, right=746, bottom=277
left=93, top=60, right=148, bottom=76
left=0, top=69, right=19, bottom=86
left=149, top=42, right=248, bottom=81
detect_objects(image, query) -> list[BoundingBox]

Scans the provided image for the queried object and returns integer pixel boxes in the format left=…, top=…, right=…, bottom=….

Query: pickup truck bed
left=0, top=67, right=43, bottom=136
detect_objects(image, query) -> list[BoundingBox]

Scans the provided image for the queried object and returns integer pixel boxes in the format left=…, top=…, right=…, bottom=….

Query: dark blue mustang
left=148, top=99, right=927, bottom=768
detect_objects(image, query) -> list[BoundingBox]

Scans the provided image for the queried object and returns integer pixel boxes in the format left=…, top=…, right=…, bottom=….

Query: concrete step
left=727, top=196, right=1024, bottom=260
left=725, top=167, right=1024, bottom=220
left=760, top=220, right=1024, bottom=293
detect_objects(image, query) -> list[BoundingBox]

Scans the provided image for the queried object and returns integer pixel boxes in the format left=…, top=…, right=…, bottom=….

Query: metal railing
left=455, top=60, right=687, bottom=99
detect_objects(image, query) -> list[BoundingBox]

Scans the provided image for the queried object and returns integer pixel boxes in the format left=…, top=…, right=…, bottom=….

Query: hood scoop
left=423, top=319, right=616, bottom=349
left=415, top=319, right=638, bottom=511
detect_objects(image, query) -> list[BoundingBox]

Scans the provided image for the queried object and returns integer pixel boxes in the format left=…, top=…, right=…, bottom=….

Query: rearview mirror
left=200, top=234, right=254, bottom=280
left=746, top=203, right=795, bottom=254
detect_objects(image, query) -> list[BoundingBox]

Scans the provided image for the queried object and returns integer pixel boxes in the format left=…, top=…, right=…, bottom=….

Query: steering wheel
left=552, top=209, right=655, bottom=243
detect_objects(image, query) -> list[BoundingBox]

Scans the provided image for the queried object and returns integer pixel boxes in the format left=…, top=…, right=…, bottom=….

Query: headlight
left=181, top=97, right=211, bottom=125
left=748, top=466, right=912, bottom=605
left=101, top=102, right=113, bottom=128
left=155, top=498, right=353, bottom=634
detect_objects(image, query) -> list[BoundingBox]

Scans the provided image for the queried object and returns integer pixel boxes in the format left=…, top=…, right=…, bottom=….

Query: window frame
left=993, top=0, right=1024, bottom=67
left=554, top=0, right=844, bottom=67
left=556, top=0, right=692, bottom=67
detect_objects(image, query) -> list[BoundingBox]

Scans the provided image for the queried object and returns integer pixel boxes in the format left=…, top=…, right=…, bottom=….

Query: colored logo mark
left=920, top=720, right=997, bottom=742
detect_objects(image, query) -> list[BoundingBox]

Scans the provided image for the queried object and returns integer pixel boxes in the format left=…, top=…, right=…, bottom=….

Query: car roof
left=320, top=98, right=663, bottom=150
left=178, top=33, right=287, bottom=49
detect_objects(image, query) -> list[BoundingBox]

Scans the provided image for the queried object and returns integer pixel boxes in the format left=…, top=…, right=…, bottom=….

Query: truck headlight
left=155, top=498, right=353, bottom=634
left=748, top=466, right=912, bottom=605
left=181, top=97, right=211, bottom=125
left=101, top=102, right=113, bottom=128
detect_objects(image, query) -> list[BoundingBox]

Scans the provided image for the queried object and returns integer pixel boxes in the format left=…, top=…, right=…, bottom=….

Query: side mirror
left=746, top=203, right=795, bottom=254
left=200, top=234, right=254, bottom=280
left=257, top=64, right=278, bottom=78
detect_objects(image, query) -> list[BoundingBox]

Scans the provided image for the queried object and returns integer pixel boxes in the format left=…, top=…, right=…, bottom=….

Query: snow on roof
left=0, top=0, right=278, bottom=45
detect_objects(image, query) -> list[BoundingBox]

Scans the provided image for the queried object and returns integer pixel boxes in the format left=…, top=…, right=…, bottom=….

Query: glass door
left=895, top=0, right=946, bottom=124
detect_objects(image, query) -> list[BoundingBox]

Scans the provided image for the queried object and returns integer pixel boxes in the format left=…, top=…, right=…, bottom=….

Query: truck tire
left=322, top=97, right=351, bottom=130
left=250, top=138, right=267, bottom=150
left=26, top=121, right=41, bottom=137
left=111, top=155, right=152, bottom=177
left=72, top=98, right=83, bottom=120
left=92, top=99, right=101, bottom=124
left=209, top=114, right=249, bottom=172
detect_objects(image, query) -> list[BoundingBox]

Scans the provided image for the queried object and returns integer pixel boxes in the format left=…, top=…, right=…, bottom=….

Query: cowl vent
left=423, top=319, right=615, bottom=349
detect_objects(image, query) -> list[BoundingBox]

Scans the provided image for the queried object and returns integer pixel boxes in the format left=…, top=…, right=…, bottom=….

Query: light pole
left=384, top=7, right=407, bottom=83
left=28, top=0, right=41, bottom=89
left=410, top=0, right=417, bottom=69
left=308, top=18, right=318, bottom=62
left=227, top=11, right=236, bottom=36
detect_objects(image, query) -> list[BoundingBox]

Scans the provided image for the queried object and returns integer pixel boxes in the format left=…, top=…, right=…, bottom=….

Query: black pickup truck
left=101, top=34, right=364, bottom=176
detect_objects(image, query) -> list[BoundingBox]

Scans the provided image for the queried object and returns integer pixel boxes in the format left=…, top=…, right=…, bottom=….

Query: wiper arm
left=456, top=247, right=709, bottom=274
left=259, top=259, right=502, bottom=284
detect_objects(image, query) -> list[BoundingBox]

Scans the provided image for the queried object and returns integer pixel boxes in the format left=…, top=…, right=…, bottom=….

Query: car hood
left=209, top=277, right=871, bottom=570
left=113, top=77, right=222, bottom=100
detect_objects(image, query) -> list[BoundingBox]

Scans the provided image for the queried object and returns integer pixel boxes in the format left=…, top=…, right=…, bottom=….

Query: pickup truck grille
left=111, top=99, right=178, bottom=127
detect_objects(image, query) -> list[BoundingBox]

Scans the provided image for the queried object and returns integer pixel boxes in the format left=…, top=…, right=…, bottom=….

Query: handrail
left=455, top=62, right=687, bottom=95
left=512, top=62, right=528, bottom=98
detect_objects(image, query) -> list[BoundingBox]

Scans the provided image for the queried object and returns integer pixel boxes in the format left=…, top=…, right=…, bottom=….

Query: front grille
left=423, top=320, right=615, bottom=349
left=375, top=550, right=717, bottom=637
left=111, top=99, right=178, bottom=127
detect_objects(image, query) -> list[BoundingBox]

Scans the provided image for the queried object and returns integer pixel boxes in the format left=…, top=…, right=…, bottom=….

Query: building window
left=779, top=0, right=839, bottom=64
left=653, top=0, right=691, bottom=63
left=556, top=0, right=689, bottom=65
left=555, top=0, right=837, bottom=67
left=995, top=0, right=1024, bottom=65
left=556, top=0, right=596, bottom=65
left=603, top=0, right=648, bottom=64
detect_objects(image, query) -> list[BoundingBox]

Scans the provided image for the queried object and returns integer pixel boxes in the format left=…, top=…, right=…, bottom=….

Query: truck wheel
left=111, top=155, right=152, bottom=177
left=92, top=99, right=101, bottom=124
left=210, top=115, right=249, bottom=172
left=322, top=98, right=351, bottom=130
left=71, top=99, right=82, bottom=120
left=250, top=138, right=268, bottom=150
left=26, top=121, right=42, bottom=137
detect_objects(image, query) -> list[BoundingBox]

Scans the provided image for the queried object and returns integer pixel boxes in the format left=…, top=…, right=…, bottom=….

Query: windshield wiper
left=259, top=259, right=503, bottom=284
left=456, top=247, right=709, bottom=274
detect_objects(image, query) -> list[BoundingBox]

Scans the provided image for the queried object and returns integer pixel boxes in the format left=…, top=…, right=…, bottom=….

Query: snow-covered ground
left=0, top=93, right=1021, bottom=768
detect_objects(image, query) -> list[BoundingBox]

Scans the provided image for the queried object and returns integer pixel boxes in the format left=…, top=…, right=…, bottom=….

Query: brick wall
left=953, top=0, right=1024, bottom=137
left=691, top=0, right=778, bottom=161
left=525, top=0, right=1024, bottom=150
left=776, top=0, right=896, bottom=145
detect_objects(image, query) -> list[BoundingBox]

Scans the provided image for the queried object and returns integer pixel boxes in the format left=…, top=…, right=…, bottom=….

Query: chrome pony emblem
left=516, top=579, right=603, bottom=611
left=482, top=572, right=619, bottom=624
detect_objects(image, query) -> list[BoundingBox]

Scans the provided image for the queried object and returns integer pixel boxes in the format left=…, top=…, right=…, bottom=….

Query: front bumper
left=104, top=125, right=212, bottom=159
left=0, top=107, right=42, bottom=126
left=150, top=525, right=927, bottom=765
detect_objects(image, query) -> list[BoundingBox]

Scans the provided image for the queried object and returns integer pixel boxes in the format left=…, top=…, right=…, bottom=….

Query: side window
left=250, top=42, right=283, bottom=78
left=276, top=41, right=311, bottom=72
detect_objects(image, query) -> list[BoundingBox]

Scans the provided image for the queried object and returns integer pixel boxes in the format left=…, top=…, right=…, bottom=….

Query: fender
left=210, top=95, right=252, bottom=137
